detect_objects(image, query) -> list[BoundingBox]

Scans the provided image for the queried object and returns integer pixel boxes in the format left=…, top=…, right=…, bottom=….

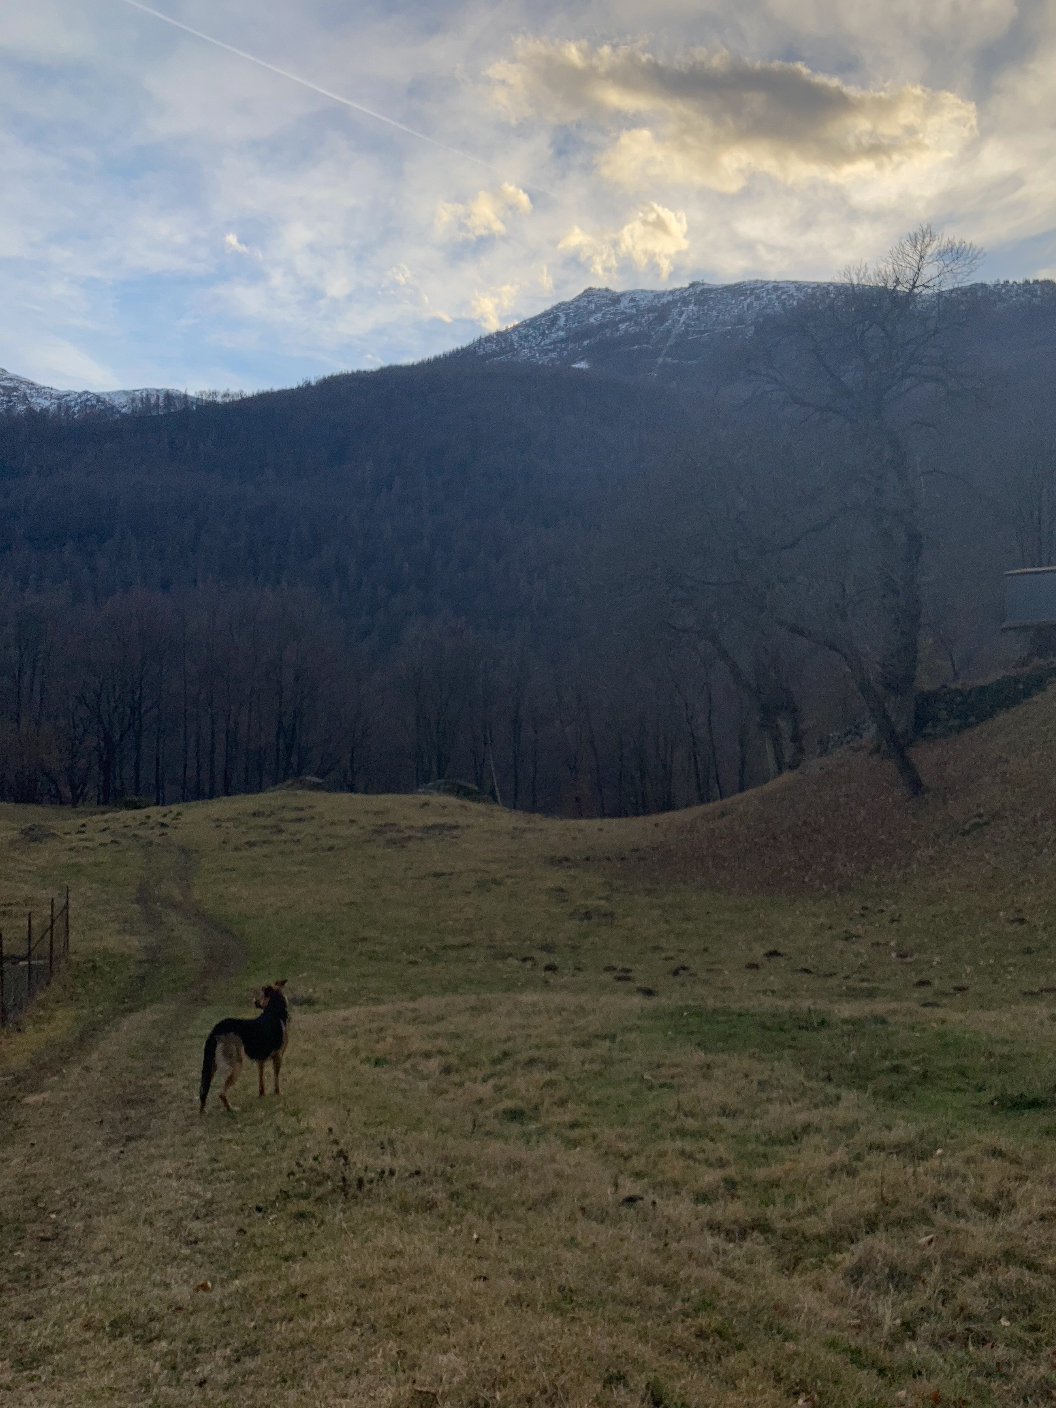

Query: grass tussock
left=4, top=690, right=1056, bottom=1404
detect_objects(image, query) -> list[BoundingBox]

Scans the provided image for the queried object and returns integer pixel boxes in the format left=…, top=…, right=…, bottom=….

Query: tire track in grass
left=0, top=843, right=253, bottom=1404
left=135, top=844, right=246, bottom=1003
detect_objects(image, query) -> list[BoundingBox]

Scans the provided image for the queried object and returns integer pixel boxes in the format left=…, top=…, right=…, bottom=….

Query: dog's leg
left=257, top=1061, right=266, bottom=1097
left=272, top=1050, right=283, bottom=1095
left=219, top=1047, right=243, bottom=1112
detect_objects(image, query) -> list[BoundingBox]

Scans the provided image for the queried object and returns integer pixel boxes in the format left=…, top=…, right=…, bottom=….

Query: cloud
left=436, top=183, right=532, bottom=239
left=490, top=40, right=977, bottom=192
left=3, top=0, right=1051, bottom=389
left=383, top=263, right=432, bottom=303
left=224, top=232, right=248, bottom=253
left=470, top=283, right=519, bottom=332
left=560, top=202, right=689, bottom=279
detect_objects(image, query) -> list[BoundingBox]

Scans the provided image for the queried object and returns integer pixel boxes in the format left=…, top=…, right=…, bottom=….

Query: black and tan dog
left=199, top=981, right=290, bottom=1113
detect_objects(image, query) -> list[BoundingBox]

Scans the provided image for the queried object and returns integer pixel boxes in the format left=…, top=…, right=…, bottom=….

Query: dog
left=199, top=981, right=290, bottom=1113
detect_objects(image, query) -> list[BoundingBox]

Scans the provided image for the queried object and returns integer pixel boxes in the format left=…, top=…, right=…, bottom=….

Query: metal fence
left=0, top=890, right=70, bottom=1026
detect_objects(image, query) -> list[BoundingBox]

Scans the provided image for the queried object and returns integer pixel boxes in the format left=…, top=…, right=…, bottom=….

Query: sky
left=2, top=0, right=1055, bottom=392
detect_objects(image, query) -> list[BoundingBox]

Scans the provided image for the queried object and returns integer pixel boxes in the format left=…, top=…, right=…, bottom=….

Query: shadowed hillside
left=625, top=679, right=1056, bottom=895
left=2, top=276, right=1056, bottom=811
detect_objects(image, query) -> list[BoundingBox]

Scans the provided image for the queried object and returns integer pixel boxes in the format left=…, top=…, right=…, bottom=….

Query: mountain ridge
left=0, top=367, right=196, bottom=417
left=4, top=276, right=1056, bottom=414
left=444, top=276, right=1056, bottom=384
left=446, top=278, right=813, bottom=378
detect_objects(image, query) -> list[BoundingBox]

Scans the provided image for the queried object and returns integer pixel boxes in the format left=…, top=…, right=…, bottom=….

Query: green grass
left=2, top=789, right=1056, bottom=1407
left=639, top=1005, right=1056, bottom=1130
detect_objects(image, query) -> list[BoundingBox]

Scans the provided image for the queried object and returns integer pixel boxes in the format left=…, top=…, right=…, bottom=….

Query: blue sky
left=2, top=0, right=1055, bottom=392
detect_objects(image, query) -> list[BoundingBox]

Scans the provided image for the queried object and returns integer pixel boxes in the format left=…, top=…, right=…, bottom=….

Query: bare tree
left=648, top=425, right=810, bottom=785
left=749, top=224, right=982, bottom=795
left=667, top=596, right=805, bottom=782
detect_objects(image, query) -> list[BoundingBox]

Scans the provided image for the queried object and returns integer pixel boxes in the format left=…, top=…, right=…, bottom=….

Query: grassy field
left=4, top=691, right=1056, bottom=1407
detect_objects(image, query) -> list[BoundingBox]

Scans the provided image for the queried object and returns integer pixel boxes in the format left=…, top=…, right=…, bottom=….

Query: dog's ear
left=274, top=979, right=287, bottom=988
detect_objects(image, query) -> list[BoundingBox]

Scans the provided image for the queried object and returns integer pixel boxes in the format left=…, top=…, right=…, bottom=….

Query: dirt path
left=0, top=843, right=251, bottom=1404
left=1, top=843, right=245, bottom=1108
left=135, top=843, right=245, bottom=999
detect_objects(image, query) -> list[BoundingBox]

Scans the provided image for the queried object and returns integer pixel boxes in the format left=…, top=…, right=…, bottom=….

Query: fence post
left=49, top=897, right=55, bottom=978
left=26, top=913, right=32, bottom=1003
left=0, top=930, right=5, bottom=1027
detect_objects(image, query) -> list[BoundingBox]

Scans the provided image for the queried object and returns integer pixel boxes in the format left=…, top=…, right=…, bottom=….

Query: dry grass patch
left=3, top=730, right=1056, bottom=1404
left=5, top=990, right=1056, bottom=1406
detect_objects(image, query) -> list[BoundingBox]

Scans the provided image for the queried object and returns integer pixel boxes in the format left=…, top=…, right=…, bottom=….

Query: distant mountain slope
left=1, top=267, right=1053, bottom=631
left=446, top=280, right=811, bottom=382
left=0, top=368, right=194, bottom=417
left=0, top=360, right=703, bottom=635
left=447, top=277, right=1056, bottom=386
left=5, top=277, right=1055, bottom=416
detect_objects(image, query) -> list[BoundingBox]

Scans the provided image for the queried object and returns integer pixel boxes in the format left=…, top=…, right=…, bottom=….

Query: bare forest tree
left=667, top=591, right=805, bottom=782
left=5, top=248, right=1053, bottom=815
left=745, top=224, right=982, bottom=795
left=646, top=425, right=812, bottom=783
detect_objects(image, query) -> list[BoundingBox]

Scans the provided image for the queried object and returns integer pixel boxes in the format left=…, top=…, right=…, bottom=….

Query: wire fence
left=0, top=890, right=70, bottom=1027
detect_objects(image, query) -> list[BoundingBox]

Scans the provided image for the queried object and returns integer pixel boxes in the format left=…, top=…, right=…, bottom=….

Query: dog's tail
left=200, top=1029, right=219, bottom=1112
left=200, top=1017, right=241, bottom=1111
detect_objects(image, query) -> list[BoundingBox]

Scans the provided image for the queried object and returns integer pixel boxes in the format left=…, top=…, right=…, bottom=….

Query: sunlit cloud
left=491, top=40, right=977, bottom=192
left=0, top=0, right=1051, bottom=390
left=435, top=183, right=532, bottom=240
left=559, top=202, right=690, bottom=279
left=470, top=283, right=519, bottom=332
left=382, top=263, right=433, bottom=312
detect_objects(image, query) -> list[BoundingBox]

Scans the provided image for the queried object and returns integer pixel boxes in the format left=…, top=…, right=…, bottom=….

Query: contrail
left=115, top=0, right=499, bottom=176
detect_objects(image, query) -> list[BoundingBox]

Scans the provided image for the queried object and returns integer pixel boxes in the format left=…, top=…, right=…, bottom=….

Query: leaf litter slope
left=632, top=680, right=1056, bottom=895
left=3, top=697, right=1056, bottom=1405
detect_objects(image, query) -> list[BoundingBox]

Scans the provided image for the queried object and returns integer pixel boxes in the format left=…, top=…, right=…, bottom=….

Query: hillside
left=3, top=687, right=1056, bottom=1406
left=0, top=361, right=699, bottom=629
left=0, top=360, right=722, bottom=812
left=0, top=276, right=1054, bottom=811
left=447, top=276, right=1056, bottom=387
left=633, top=675, right=1056, bottom=896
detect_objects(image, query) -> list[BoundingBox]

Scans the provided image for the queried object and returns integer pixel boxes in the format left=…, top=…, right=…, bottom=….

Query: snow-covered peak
left=0, top=368, right=194, bottom=418
left=445, top=277, right=1056, bottom=385
left=446, top=280, right=815, bottom=381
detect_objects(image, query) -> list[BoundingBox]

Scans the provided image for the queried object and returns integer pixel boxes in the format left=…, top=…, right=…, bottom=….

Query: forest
left=2, top=232, right=1055, bottom=812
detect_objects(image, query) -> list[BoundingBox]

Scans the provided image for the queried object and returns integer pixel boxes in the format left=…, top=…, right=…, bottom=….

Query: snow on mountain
left=446, top=280, right=815, bottom=382
left=0, top=368, right=194, bottom=417
left=445, top=277, right=1056, bottom=386
left=5, top=278, right=1054, bottom=415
